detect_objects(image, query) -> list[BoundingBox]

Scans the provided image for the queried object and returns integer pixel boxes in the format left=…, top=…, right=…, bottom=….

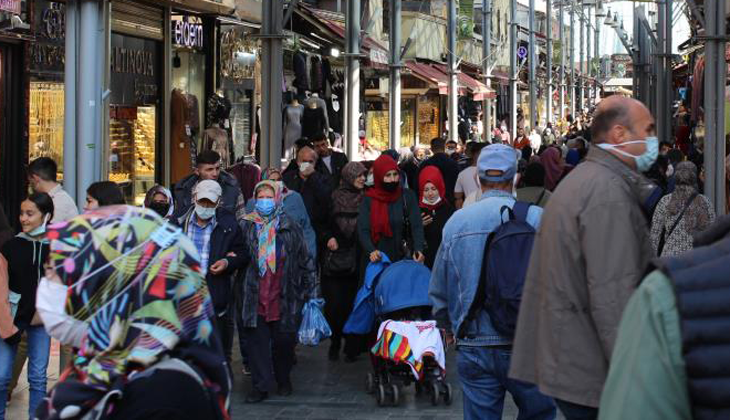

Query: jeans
left=456, top=346, right=556, bottom=420
left=555, top=399, right=598, bottom=420
left=0, top=326, right=51, bottom=419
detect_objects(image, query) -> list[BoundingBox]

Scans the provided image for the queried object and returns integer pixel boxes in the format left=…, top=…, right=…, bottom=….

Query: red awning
left=430, top=63, right=496, bottom=100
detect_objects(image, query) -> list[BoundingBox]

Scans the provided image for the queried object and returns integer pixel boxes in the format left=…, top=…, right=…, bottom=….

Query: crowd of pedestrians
left=0, top=94, right=726, bottom=420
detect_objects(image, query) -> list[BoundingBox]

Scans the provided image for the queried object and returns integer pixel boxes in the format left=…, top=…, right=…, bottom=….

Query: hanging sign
left=0, top=0, right=20, bottom=15
left=517, top=46, right=527, bottom=59
left=172, top=18, right=203, bottom=49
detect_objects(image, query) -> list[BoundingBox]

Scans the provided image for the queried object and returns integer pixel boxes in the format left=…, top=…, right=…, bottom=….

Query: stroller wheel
left=431, top=382, right=440, bottom=406
left=376, top=384, right=386, bottom=407
left=390, top=384, right=400, bottom=406
left=443, top=383, right=453, bottom=406
left=366, top=373, right=375, bottom=394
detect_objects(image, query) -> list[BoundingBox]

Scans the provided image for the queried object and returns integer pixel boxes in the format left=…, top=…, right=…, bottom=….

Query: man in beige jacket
left=509, top=96, right=658, bottom=420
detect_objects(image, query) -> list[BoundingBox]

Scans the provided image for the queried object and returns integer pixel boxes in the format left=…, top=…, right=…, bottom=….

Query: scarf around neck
left=243, top=180, right=283, bottom=276
left=365, top=155, right=402, bottom=244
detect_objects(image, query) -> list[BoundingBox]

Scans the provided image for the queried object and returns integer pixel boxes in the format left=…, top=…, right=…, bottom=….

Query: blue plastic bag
left=298, top=298, right=332, bottom=346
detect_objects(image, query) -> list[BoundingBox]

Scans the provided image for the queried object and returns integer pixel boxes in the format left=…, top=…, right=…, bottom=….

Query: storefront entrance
left=0, top=44, right=26, bottom=226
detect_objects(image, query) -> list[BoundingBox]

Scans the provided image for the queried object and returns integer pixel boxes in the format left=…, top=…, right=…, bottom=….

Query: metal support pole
left=345, top=0, right=361, bottom=159
left=389, top=0, right=402, bottom=149
left=482, top=0, right=492, bottom=141
left=579, top=11, right=584, bottom=113
left=64, top=0, right=77, bottom=202
left=559, top=4, right=565, bottom=121
left=665, top=0, right=673, bottom=139
left=656, top=0, right=666, bottom=144
left=77, top=0, right=101, bottom=204
left=569, top=3, right=575, bottom=118
left=586, top=9, right=591, bottom=108
left=705, top=0, right=726, bottom=214
left=546, top=0, right=553, bottom=125
left=595, top=10, right=600, bottom=102
left=509, top=0, right=517, bottom=138
left=260, top=0, right=283, bottom=168
left=528, top=0, right=537, bottom=129
left=448, top=0, right=458, bottom=143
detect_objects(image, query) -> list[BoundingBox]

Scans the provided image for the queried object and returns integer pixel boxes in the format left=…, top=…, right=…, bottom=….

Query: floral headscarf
left=38, top=206, right=230, bottom=419
left=243, top=181, right=283, bottom=276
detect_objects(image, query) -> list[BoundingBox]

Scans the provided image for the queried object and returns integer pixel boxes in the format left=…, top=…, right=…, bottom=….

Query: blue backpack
left=468, top=202, right=536, bottom=338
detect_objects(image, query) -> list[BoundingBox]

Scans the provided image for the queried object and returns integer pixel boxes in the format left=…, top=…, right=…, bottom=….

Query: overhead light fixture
left=596, top=5, right=606, bottom=18
left=330, top=47, right=341, bottom=58
left=604, top=10, right=613, bottom=26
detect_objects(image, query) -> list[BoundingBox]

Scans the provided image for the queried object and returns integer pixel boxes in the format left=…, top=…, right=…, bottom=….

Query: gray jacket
left=509, top=147, right=657, bottom=408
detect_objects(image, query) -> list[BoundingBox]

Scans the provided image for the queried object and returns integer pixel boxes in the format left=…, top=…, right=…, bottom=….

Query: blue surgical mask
left=27, top=214, right=49, bottom=237
left=255, top=198, right=276, bottom=216
left=597, top=136, right=659, bottom=172
left=194, top=204, right=216, bottom=220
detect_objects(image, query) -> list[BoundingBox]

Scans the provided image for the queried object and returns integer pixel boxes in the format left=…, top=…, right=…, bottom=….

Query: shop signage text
left=111, top=47, right=155, bottom=77
left=173, top=19, right=203, bottom=49
left=0, top=0, right=20, bottom=15
left=30, top=0, right=65, bottom=73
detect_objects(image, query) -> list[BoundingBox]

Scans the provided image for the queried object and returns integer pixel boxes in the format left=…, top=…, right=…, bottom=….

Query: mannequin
left=204, top=92, right=233, bottom=166
left=283, top=97, right=304, bottom=160
left=301, top=97, right=327, bottom=139
left=305, top=93, right=329, bottom=133
left=171, top=88, right=195, bottom=184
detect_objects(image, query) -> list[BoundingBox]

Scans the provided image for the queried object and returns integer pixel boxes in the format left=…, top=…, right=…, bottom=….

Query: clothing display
left=283, top=103, right=304, bottom=158
left=311, top=56, right=323, bottom=92
left=371, top=320, right=445, bottom=380
left=204, top=126, right=231, bottom=166
left=301, top=106, right=327, bottom=139
left=171, top=88, right=196, bottom=184
left=207, top=93, right=232, bottom=128
left=305, top=95, right=330, bottom=133
left=293, top=51, right=309, bottom=92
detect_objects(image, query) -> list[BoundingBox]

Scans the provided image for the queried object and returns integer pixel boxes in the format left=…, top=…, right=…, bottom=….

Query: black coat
left=421, top=203, right=454, bottom=269
left=316, top=150, right=349, bottom=191
left=282, top=170, right=332, bottom=243
left=174, top=206, right=248, bottom=315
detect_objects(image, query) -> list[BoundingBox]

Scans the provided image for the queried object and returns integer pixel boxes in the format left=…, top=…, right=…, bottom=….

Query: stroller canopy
left=373, top=260, right=432, bottom=315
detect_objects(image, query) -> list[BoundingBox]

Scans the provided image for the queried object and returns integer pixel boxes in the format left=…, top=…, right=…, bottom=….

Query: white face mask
left=299, top=161, right=313, bottom=173
left=365, top=173, right=374, bottom=187
left=195, top=204, right=216, bottom=220
left=36, top=278, right=74, bottom=342
left=422, top=194, right=442, bottom=206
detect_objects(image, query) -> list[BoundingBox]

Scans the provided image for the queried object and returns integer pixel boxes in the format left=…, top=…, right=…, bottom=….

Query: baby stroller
left=363, top=258, right=452, bottom=407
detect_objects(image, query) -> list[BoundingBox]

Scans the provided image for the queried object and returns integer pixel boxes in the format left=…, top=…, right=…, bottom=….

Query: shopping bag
left=298, top=298, right=332, bottom=346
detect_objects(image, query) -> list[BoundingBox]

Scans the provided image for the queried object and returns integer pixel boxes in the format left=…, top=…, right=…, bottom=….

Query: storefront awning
left=405, top=62, right=496, bottom=100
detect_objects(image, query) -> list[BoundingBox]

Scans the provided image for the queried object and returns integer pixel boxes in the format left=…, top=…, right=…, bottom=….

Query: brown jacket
left=509, top=147, right=657, bottom=408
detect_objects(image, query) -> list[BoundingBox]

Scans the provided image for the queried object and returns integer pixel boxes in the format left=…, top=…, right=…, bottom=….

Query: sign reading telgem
left=173, top=19, right=203, bottom=49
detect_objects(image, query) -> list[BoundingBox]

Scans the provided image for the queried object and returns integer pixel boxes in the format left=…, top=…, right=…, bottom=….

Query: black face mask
left=382, top=181, right=399, bottom=192
left=149, top=201, right=170, bottom=217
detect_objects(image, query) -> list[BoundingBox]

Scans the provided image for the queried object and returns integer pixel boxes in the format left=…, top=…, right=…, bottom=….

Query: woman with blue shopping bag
left=239, top=181, right=319, bottom=404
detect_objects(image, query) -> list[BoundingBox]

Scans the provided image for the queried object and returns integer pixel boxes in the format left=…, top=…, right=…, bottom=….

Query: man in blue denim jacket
left=429, top=144, right=556, bottom=420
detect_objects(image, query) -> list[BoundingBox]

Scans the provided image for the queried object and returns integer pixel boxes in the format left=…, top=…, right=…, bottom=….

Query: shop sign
left=30, top=0, right=65, bottom=73
left=110, top=34, right=160, bottom=106
left=0, top=0, right=20, bottom=15
left=173, top=18, right=203, bottom=49
left=220, top=27, right=257, bottom=81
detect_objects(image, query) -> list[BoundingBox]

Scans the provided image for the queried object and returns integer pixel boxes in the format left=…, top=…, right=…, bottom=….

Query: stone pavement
left=7, top=336, right=564, bottom=419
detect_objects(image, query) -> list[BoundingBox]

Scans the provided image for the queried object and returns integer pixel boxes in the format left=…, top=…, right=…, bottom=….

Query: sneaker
left=245, top=389, right=268, bottom=404
left=242, top=364, right=251, bottom=376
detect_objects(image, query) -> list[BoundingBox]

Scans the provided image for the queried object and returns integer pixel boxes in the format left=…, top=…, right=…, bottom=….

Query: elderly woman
left=650, top=161, right=716, bottom=257
left=35, top=206, right=231, bottom=420
left=240, top=181, right=318, bottom=403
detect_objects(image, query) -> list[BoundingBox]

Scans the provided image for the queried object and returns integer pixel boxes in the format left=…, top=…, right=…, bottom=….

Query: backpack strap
left=512, top=201, right=532, bottom=223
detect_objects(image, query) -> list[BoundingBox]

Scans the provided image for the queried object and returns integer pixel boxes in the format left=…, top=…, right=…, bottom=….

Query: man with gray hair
left=510, top=96, right=659, bottom=420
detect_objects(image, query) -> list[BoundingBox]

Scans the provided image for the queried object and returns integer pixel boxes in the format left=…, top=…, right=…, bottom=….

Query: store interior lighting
left=330, top=47, right=341, bottom=58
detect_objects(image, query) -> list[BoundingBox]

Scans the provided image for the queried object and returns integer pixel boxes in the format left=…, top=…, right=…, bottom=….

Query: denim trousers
left=457, top=346, right=556, bottom=420
left=0, top=326, right=51, bottom=419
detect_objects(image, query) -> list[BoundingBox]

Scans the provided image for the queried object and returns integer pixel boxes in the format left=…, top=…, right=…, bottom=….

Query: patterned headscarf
left=143, top=185, right=174, bottom=218
left=39, top=206, right=230, bottom=419
left=243, top=181, right=283, bottom=276
left=667, top=161, right=713, bottom=233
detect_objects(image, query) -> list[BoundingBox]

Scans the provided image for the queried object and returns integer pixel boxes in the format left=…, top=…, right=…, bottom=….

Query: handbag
left=323, top=245, right=357, bottom=276
left=657, top=192, right=699, bottom=256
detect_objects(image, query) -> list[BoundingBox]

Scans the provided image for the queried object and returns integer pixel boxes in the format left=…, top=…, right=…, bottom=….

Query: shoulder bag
left=657, top=192, right=699, bottom=256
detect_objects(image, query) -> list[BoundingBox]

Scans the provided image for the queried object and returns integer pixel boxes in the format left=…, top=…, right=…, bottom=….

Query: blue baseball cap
left=477, top=144, right=519, bottom=183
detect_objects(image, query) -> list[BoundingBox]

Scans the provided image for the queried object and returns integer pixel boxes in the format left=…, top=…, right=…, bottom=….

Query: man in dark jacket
left=313, top=133, right=349, bottom=190
left=282, top=145, right=332, bottom=244
left=420, top=137, right=461, bottom=203
left=174, top=150, right=246, bottom=220
left=174, top=179, right=247, bottom=362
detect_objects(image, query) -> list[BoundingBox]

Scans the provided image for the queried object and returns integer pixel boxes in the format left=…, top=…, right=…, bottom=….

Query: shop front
left=28, top=0, right=66, bottom=179
left=218, top=22, right=257, bottom=163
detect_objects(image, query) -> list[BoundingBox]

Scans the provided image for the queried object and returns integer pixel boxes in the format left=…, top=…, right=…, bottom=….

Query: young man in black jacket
left=174, top=179, right=247, bottom=362
left=313, top=133, right=349, bottom=190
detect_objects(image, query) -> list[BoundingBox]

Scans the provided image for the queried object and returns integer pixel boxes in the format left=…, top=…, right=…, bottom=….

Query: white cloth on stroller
left=375, top=320, right=445, bottom=379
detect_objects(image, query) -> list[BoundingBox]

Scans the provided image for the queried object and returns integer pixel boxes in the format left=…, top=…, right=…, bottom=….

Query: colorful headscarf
left=39, top=206, right=230, bottom=419
left=243, top=181, right=283, bottom=276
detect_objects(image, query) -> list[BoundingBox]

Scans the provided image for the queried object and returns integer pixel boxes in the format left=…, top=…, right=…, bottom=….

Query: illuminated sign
left=173, top=19, right=203, bottom=49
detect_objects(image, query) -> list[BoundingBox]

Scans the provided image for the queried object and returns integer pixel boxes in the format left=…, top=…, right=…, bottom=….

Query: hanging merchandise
left=293, top=51, right=309, bottom=93
left=283, top=98, right=304, bottom=160
left=458, top=0, right=474, bottom=39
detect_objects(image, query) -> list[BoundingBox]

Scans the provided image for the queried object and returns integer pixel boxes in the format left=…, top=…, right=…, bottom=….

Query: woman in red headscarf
left=357, top=155, right=425, bottom=265
left=418, top=166, right=454, bottom=269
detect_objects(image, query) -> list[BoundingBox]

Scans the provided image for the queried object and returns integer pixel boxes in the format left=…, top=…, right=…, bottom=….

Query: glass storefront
left=29, top=82, right=65, bottom=176
left=109, top=33, right=161, bottom=205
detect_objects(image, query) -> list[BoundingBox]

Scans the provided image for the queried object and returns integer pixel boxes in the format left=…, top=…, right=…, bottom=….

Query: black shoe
left=328, top=347, right=340, bottom=361
left=245, top=389, right=268, bottom=404
left=278, top=383, right=293, bottom=397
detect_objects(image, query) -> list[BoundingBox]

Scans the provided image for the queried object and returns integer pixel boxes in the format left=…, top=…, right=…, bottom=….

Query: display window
left=108, top=33, right=161, bottom=205
left=29, top=82, right=65, bottom=178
